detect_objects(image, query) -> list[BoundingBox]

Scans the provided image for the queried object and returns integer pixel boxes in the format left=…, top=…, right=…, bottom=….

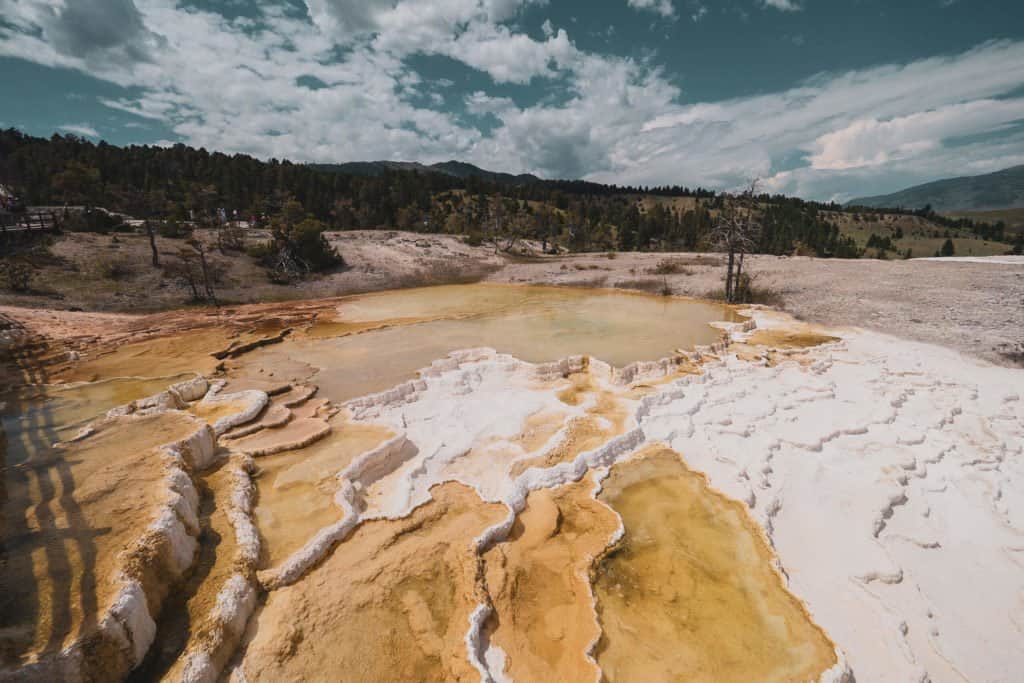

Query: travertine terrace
left=1, top=284, right=1021, bottom=682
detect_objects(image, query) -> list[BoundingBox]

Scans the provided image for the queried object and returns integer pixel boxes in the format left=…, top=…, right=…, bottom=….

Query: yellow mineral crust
left=237, top=482, right=506, bottom=682
left=61, top=328, right=238, bottom=382
left=592, top=446, right=838, bottom=682
left=252, top=417, right=393, bottom=568
left=509, top=372, right=629, bottom=477
left=483, top=474, right=619, bottom=682
left=0, top=411, right=200, bottom=665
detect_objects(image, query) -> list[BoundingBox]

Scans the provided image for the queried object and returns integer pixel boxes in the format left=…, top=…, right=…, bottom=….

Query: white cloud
left=627, top=0, right=676, bottom=18
left=1, top=1, right=1023, bottom=201
left=762, top=0, right=802, bottom=11
left=590, top=40, right=1024, bottom=199
left=0, top=0, right=161, bottom=72
left=808, top=99, right=1024, bottom=171
left=59, top=123, right=100, bottom=138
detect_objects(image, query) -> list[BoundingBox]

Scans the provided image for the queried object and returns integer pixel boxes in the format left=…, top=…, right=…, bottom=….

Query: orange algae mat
left=237, top=483, right=506, bottom=681
left=592, top=446, right=838, bottom=682
left=252, top=418, right=394, bottom=568
left=484, top=474, right=619, bottom=681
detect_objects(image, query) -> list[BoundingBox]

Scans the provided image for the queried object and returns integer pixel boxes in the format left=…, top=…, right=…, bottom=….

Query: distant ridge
left=311, top=160, right=542, bottom=186
left=847, top=164, right=1024, bottom=212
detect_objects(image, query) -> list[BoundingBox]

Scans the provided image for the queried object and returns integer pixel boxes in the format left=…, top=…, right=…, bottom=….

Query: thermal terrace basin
left=243, top=284, right=739, bottom=401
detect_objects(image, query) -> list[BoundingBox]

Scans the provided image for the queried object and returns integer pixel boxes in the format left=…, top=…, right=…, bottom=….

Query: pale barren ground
left=2, top=229, right=1021, bottom=365
left=489, top=250, right=1024, bottom=366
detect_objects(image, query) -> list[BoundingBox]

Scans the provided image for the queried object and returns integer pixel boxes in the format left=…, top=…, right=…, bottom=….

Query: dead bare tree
left=733, top=179, right=763, bottom=302
left=164, top=253, right=202, bottom=301
left=484, top=198, right=532, bottom=255
left=487, top=196, right=507, bottom=255
left=186, top=238, right=218, bottom=306
left=710, top=179, right=762, bottom=303
left=144, top=220, right=159, bottom=267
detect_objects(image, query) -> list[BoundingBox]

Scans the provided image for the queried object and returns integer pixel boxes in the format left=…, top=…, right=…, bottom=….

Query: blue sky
left=1, top=0, right=1023, bottom=201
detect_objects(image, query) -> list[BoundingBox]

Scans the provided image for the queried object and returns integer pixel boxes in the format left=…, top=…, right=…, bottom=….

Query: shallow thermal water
left=252, top=284, right=736, bottom=401
left=0, top=375, right=191, bottom=464
left=593, top=446, right=837, bottom=682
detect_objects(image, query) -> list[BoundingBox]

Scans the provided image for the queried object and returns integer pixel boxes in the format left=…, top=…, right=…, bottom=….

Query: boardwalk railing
left=0, top=210, right=60, bottom=237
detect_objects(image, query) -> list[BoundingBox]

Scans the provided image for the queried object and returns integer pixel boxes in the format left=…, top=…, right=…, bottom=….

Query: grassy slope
left=823, top=211, right=1011, bottom=258
left=944, top=208, right=1024, bottom=234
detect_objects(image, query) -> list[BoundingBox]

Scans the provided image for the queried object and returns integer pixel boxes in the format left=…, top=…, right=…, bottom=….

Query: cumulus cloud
left=594, top=40, right=1024, bottom=199
left=304, top=0, right=547, bottom=37
left=1, top=1, right=1022, bottom=200
left=58, top=123, right=100, bottom=138
left=808, top=99, right=1024, bottom=171
left=0, top=0, right=160, bottom=70
left=302, top=0, right=393, bottom=34
left=762, top=0, right=802, bottom=11
left=627, top=0, right=676, bottom=18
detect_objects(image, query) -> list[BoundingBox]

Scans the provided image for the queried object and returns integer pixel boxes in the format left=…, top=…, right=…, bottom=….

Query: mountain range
left=848, top=164, right=1024, bottom=212
left=311, top=160, right=541, bottom=186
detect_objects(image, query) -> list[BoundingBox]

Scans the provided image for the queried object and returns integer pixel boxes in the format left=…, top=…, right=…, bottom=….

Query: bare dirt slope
left=0, top=230, right=502, bottom=312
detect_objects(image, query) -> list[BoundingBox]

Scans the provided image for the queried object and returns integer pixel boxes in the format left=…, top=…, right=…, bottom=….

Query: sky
left=1, top=1, right=1023, bottom=201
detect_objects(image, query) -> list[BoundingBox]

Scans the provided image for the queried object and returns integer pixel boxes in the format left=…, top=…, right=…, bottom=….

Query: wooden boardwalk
left=0, top=210, right=60, bottom=236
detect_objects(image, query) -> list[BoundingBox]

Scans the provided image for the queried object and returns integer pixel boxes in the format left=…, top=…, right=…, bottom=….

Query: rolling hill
left=311, top=160, right=541, bottom=186
left=848, top=164, right=1024, bottom=212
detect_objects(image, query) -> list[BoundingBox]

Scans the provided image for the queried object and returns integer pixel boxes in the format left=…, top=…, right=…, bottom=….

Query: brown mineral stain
left=0, top=376, right=192, bottom=465
left=238, top=482, right=506, bottom=682
left=252, top=418, right=393, bottom=568
left=189, top=399, right=253, bottom=425
left=0, top=412, right=200, bottom=665
left=484, top=475, right=619, bottom=682
left=441, top=411, right=568, bottom=496
left=623, top=358, right=705, bottom=400
left=593, top=446, right=837, bottom=683
left=746, top=329, right=839, bottom=349
left=510, top=373, right=627, bottom=477
left=221, top=352, right=318, bottom=396
left=61, top=328, right=238, bottom=382
left=230, top=417, right=331, bottom=458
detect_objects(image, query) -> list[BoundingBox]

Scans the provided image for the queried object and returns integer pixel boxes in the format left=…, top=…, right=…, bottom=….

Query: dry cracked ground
left=0, top=271, right=1022, bottom=682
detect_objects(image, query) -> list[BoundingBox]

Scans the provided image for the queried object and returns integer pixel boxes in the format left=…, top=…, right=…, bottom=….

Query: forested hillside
left=1, top=129, right=1014, bottom=258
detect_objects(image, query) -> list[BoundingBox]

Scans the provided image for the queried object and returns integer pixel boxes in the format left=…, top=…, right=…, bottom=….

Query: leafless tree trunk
left=725, top=250, right=736, bottom=302
left=145, top=220, right=159, bottom=267
left=735, top=251, right=745, bottom=300
left=711, top=179, right=761, bottom=304
left=489, top=198, right=504, bottom=255
left=188, top=238, right=218, bottom=306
